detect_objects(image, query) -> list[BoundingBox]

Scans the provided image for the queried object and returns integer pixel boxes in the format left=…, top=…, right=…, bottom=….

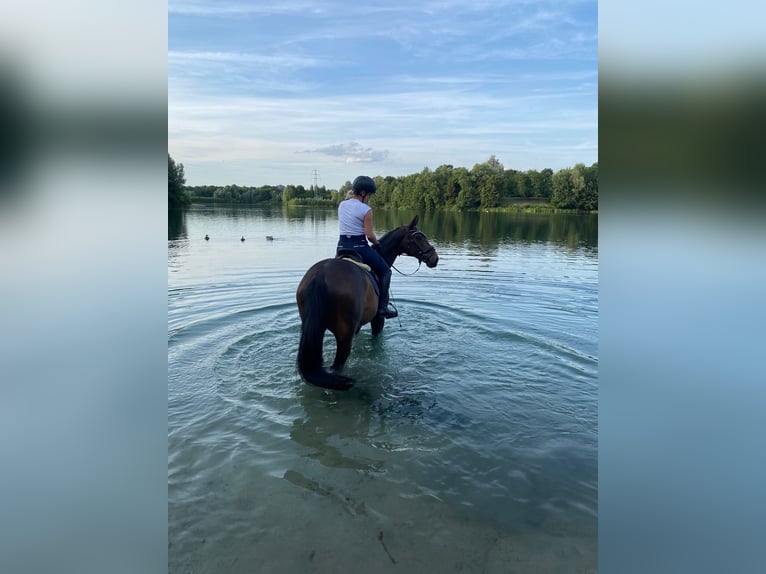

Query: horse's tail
left=297, top=273, right=353, bottom=390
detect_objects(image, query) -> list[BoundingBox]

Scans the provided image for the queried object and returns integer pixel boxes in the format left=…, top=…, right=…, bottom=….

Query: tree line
left=168, top=154, right=189, bottom=207
left=169, top=154, right=597, bottom=212
left=183, top=182, right=336, bottom=207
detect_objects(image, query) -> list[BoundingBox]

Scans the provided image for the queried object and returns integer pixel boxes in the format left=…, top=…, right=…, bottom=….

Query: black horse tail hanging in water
left=295, top=215, right=439, bottom=391
left=296, top=273, right=354, bottom=390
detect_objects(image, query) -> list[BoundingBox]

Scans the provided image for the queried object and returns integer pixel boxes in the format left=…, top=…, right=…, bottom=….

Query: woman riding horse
left=336, top=175, right=398, bottom=319
left=296, top=213, right=438, bottom=390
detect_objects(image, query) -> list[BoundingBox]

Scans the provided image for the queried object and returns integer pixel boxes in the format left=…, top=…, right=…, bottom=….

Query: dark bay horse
left=296, top=215, right=439, bottom=390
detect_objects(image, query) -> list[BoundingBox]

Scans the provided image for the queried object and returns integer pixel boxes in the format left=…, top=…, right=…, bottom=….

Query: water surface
left=168, top=205, right=598, bottom=573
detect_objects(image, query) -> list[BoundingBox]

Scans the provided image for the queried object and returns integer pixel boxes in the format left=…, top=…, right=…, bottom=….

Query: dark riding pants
left=336, top=235, right=391, bottom=307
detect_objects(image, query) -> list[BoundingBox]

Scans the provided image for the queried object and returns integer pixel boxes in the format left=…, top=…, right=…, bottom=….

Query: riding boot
left=377, top=273, right=398, bottom=318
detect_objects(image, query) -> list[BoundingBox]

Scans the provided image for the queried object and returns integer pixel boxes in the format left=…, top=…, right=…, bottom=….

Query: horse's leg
left=371, top=316, right=385, bottom=335
left=330, top=326, right=354, bottom=372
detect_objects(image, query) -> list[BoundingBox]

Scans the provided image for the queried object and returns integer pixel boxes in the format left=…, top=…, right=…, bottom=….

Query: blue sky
left=169, top=0, right=597, bottom=189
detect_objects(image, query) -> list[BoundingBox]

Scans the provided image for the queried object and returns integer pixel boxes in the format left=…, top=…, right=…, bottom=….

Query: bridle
left=408, top=229, right=436, bottom=262
left=392, top=228, right=436, bottom=276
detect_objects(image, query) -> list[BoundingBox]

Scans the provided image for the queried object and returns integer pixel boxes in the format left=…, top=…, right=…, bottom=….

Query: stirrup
left=377, top=306, right=398, bottom=319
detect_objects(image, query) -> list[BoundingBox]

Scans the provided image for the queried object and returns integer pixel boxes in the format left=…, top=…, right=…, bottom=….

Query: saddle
left=335, top=249, right=379, bottom=296
left=336, top=248, right=366, bottom=266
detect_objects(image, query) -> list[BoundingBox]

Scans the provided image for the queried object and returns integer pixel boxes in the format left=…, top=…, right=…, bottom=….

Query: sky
left=168, top=0, right=598, bottom=190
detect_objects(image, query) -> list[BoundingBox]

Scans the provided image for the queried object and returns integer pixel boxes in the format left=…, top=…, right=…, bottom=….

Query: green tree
left=414, top=167, right=440, bottom=210
left=471, top=157, right=503, bottom=208
left=455, top=167, right=478, bottom=210
left=479, top=174, right=502, bottom=208
left=581, top=162, right=598, bottom=210
left=551, top=168, right=574, bottom=208
left=213, top=187, right=233, bottom=202
left=485, top=154, right=504, bottom=174
left=501, top=169, right=519, bottom=199
left=399, top=173, right=421, bottom=210
left=282, top=185, right=296, bottom=204
left=168, top=154, right=190, bottom=207
left=526, top=170, right=542, bottom=198
left=389, top=178, right=406, bottom=209
left=539, top=168, right=553, bottom=200
left=433, top=164, right=456, bottom=208
left=374, top=176, right=396, bottom=207
left=570, top=163, right=587, bottom=209
left=516, top=171, right=531, bottom=198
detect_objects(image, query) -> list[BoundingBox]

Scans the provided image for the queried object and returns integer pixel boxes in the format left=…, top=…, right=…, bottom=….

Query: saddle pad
left=341, top=257, right=372, bottom=272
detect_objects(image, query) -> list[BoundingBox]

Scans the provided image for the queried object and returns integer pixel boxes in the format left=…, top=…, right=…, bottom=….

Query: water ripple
left=169, top=211, right=598, bottom=572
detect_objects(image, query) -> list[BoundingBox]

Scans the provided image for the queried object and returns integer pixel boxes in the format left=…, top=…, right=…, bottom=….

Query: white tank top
left=338, top=198, right=371, bottom=236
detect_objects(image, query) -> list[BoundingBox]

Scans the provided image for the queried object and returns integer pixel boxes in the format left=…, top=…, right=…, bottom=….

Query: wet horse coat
left=295, top=215, right=438, bottom=390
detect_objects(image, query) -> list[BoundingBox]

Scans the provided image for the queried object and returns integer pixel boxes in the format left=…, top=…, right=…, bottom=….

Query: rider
left=336, top=175, right=398, bottom=319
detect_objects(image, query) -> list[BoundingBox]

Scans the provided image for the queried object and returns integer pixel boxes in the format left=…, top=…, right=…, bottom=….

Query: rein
left=392, top=260, right=422, bottom=276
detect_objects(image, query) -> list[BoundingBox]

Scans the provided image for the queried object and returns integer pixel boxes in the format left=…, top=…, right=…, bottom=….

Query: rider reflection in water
left=336, top=176, right=398, bottom=319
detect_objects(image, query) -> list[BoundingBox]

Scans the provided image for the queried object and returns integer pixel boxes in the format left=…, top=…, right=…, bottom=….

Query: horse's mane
left=378, top=225, right=406, bottom=253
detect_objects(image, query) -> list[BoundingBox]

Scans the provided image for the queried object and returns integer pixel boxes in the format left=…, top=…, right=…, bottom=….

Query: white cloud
left=302, top=142, right=390, bottom=163
left=168, top=0, right=598, bottom=186
left=168, top=1, right=319, bottom=16
left=168, top=51, right=321, bottom=67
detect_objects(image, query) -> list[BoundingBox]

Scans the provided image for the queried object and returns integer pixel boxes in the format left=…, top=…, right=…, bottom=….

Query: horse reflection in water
left=296, top=215, right=439, bottom=390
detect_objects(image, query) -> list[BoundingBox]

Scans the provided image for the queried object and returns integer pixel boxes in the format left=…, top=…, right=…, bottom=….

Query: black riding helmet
left=352, top=175, right=376, bottom=196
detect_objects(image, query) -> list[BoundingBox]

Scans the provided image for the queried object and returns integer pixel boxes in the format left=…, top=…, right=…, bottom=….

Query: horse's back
left=297, top=257, right=377, bottom=327
left=298, top=257, right=368, bottom=290
left=297, top=258, right=354, bottom=298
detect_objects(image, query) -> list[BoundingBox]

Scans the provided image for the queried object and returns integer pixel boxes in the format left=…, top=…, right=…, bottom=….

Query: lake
left=168, top=204, right=598, bottom=573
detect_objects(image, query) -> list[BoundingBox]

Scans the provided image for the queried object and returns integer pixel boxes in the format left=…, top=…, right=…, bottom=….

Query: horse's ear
left=408, top=214, right=419, bottom=229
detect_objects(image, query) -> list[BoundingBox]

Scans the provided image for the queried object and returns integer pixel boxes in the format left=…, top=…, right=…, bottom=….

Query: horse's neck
left=378, top=229, right=403, bottom=267
left=381, top=250, right=397, bottom=268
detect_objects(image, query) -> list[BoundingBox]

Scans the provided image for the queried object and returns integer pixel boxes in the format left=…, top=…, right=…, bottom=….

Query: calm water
left=168, top=205, right=598, bottom=573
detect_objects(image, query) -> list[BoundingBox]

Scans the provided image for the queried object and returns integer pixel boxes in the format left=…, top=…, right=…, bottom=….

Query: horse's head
left=398, top=215, right=439, bottom=268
